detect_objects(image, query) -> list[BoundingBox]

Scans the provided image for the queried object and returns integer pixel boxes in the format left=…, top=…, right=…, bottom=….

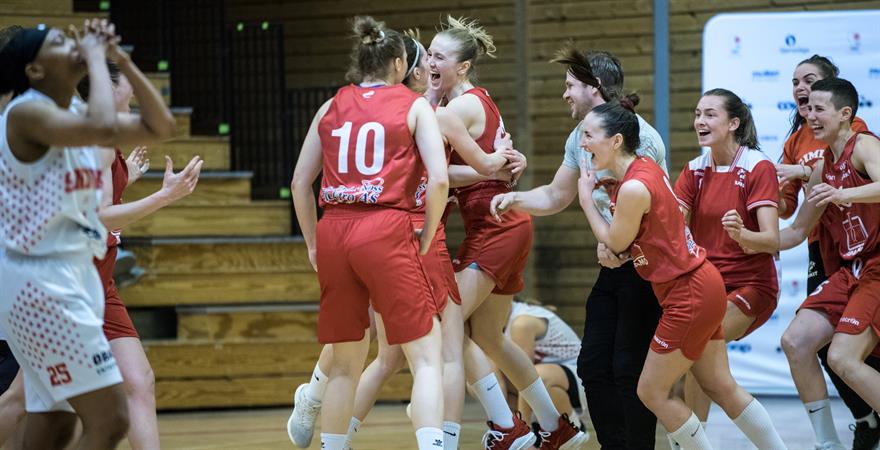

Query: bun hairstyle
left=788, top=54, right=840, bottom=137
left=437, top=16, right=496, bottom=78
left=590, top=102, right=641, bottom=156
left=618, top=92, right=640, bottom=112
left=345, top=16, right=405, bottom=84
left=702, top=88, right=759, bottom=150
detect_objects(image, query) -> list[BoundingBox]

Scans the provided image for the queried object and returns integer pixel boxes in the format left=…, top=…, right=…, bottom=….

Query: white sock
left=321, top=433, right=348, bottom=450
left=805, top=399, right=842, bottom=445
left=346, top=416, right=361, bottom=439
left=415, top=427, right=444, bottom=450
left=519, top=378, right=560, bottom=432
left=856, top=411, right=879, bottom=428
left=442, top=422, right=461, bottom=450
left=472, top=374, right=514, bottom=428
left=732, top=399, right=786, bottom=450
left=667, top=434, right=681, bottom=450
left=307, top=364, right=329, bottom=402
left=668, top=413, right=712, bottom=450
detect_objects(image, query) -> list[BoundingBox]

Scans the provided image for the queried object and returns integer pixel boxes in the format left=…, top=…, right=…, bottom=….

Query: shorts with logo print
left=0, top=251, right=122, bottom=413
left=727, top=284, right=778, bottom=339
left=650, top=261, right=726, bottom=361
left=833, top=259, right=880, bottom=340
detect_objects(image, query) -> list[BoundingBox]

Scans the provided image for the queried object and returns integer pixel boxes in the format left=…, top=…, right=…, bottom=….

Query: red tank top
left=318, top=84, right=423, bottom=211
left=819, top=131, right=880, bottom=261
left=612, top=157, right=706, bottom=283
left=449, top=87, right=511, bottom=203
left=94, top=149, right=129, bottom=290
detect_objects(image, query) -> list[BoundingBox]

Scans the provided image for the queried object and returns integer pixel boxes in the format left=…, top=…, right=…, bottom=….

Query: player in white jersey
left=0, top=20, right=175, bottom=450
left=504, top=301, right=588, bottom=431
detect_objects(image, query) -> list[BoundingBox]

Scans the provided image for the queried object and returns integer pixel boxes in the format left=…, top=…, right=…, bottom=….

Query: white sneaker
left=814, top=441, right=847, bottom=450
left=287, top=383, right=322, bottom=448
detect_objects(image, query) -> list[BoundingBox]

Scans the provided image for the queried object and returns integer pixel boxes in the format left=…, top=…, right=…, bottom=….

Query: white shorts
left=0, top=251, right=122, bottom=413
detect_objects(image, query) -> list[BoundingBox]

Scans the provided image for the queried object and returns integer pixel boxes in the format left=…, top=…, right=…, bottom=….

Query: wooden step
left=124, top=171, right=252, bottom=206
left=0, top=11, right=103, bottom=29
left=1, top=0, right=73, bottom=15
left=132, top=72, right=172, bottom=108
left=145, top=339, right=413, bottom=409
left=120, top=238, right=315, bottom=308
left=171, top=107, right=191, bottom=137
left=177, top=305, right=318, bottom=341
left=147, top=136, right=230, bottom=171
left=155, top=373, right=412, bottom=410
left=123, top=201, right=290, bottom=237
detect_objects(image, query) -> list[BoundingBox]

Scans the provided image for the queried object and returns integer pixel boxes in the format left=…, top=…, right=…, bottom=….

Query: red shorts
left=651, top=261, right=726, bottom=361
left=410, top=216, right=461, bottom=308
left=834, top=260, right=880, bottom=340
left=316, top=207, right=439, bottom=345
left=452, top=184, right=532, bottom=295
left=727, top=284, right=778, bottom=339
left=94, top=246, right=139, bottom=341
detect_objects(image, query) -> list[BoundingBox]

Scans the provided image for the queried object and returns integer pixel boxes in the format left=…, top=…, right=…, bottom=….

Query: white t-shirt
left=505, top=302, right=581, bottom=365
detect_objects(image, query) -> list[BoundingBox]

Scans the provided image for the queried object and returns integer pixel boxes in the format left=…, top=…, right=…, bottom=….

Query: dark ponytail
left=702, top=88, right=759, bottom=150
left=590, top=102, right=640, bottom=155
left=345, top=16, right=405, bottom=83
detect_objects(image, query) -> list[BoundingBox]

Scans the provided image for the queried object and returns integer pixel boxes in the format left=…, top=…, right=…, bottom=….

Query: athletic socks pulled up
left=668, top=413, right=712, bottom=450
left=732, top=399, right=786, bottom=449
left=307, top=364, right=329, bottom=402
left=442, top=422, right=461, bottom=450
left=472, top=373, right=514, bottom=428
left=320, top=433, right=348, bottom=450
left=415, top=427, right=444, bottom=450
left=519, top=378, right=560, bottom=432
left=805, top=399, right=844, bottom=446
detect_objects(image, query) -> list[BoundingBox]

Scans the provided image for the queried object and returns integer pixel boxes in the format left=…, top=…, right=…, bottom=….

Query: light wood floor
left=127, top=396, right=859, bottom=449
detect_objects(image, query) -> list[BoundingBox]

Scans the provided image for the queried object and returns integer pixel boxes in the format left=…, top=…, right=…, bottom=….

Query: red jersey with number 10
left=318, top=84, right=423, bottom=211
left=820, top=131, right=880, bottom=261
left=611, top=157, right=706, bottom=283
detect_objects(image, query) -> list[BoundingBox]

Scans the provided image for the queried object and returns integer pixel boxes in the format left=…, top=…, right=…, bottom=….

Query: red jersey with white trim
left=0, top=89, right=108, bottom=258
left=819, top=131, right=880, bottom=261
left=674, top=147, right=778, bottom=290
left=611, top=157, right=705, bottom=283
left=318, top=84, right=423, bottom=211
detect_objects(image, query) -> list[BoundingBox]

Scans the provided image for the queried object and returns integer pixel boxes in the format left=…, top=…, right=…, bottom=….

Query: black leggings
left=0, top=341, right=19, bottom=394
left=808, top=242, right=880, bottom=419
left=577, top=262, right=661, bottom=449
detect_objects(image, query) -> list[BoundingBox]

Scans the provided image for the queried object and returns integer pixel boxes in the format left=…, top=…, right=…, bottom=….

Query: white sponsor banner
left=702, top=10, right=880, bottom=394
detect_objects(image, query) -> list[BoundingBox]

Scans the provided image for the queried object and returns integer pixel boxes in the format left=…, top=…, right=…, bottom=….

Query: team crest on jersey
left=321, top=178, right=385, bottom=205
left=414, top=177, right=427, bottom=207
left=631, top=243, right=648, bottom=268
left=734, top=168, right=747, bottom=188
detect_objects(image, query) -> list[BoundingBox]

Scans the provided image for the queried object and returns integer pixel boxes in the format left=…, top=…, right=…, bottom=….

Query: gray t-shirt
left=562, top=113, right=667, bottom=223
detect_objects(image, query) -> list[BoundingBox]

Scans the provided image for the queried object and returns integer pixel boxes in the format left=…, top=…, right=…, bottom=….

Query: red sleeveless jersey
left=819, top=131, right=880, bottom=261
left=106, top=149, right=128, bottom=249
left=612, top=157, right=706, bottom=283
left=318, top=84, right=423, bottom=211
left=449, top=87, right=511, bottom=201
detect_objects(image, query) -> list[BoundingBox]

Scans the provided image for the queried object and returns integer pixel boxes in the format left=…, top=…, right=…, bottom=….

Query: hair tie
left=404, top=38, right=420, bottom=78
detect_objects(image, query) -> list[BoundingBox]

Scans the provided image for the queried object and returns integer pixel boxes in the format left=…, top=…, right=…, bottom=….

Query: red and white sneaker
left=481, top=413, right=537, bottom=450
left=536, top=414, right=589, bottom=450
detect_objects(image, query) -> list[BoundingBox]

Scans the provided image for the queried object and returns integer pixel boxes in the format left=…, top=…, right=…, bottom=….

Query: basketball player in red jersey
left=578, top=102, right=786, bottom=449
left=778, top=78, right=880, bottom=448
left=290, top=16, right=448, bottom=450
left=428, top=16, right=586, bottom=450
left=0, top=19, right=175, bottom=450
left=674, top=89, right=780, bottom=425
left=775, top=56, right=879, bottom=450
left=78, top=60, right=203, bottom=450
left=287, top=31, right=525, bottom=450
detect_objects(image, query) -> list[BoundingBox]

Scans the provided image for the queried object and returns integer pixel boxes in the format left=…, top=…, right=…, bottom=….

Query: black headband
left=0, top=28, right=49, bottom=96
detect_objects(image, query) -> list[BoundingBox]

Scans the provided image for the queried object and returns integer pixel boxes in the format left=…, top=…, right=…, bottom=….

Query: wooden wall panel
left=226, top=0, right=880, bottom=330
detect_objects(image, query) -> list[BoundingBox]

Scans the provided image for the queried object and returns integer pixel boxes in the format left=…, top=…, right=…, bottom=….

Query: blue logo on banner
left=781, top=34, right=808, bottom=54
left=870, top=68, right=880, bottom=79
left=849, top=32, right=861, bottom=52
left=860, top=95, right=874, bottom=109
left=728, top=342, right=752, bottom=353
left=760, top=135, right=779, bottom=142
left=777, top=100, right=797, bottom=110
left=751, top=69, right=780, bottom=81
left=731, top=35, right=742, bottom=55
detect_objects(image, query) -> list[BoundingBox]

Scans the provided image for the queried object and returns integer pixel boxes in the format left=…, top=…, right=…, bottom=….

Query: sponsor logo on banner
left=777, top=100, right=797, bottom=111
left=870, top=68, right=880, bottom=79
left=849, top=32, right=862, bottom=52
left=731, top=35, right=742, bottom=55
left=859, top=95, right=874, bottom=109
left=728, top=342, right=752, bottom=353
left=759, top=134, right=779, bottom=143
left=751, top=69, right=779, bottom=81
left=780, top=34, right=809, bottom=54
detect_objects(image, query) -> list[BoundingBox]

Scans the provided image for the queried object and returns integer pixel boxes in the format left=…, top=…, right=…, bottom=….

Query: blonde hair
left=437, top=16, right=496, bottom=77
